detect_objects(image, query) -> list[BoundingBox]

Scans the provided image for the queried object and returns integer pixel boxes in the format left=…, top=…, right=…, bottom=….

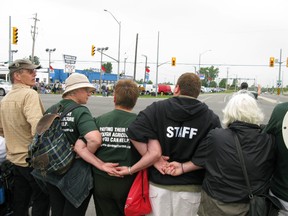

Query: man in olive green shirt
left=0, top=59, right=49, bottom=216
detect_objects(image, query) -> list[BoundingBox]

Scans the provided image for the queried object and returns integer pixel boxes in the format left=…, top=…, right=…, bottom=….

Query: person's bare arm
left=84, top=130, right=102, bottom=153
left=74, top=139, right=122, bottom=177
left=116, top=139, right=162, bottom=175
left=163, top=161, right=203, bottom=176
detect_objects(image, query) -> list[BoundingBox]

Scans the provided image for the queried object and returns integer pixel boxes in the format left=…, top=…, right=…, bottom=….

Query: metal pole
left=198, top=50, right=211, bottom=73
left=31, top=13, right=39, bottom=63
left=133, top=33, right=138, bottom=81
left=156, top=31, right=160, bottom=97
left=198, top=54, right=201, bottom=73
left=46, top=48, right=55, bottom=85
left=104, top=10, right=121, bottom=81
left=11, top=50, right=18, bottom=63
left=142, top=55, right=147, bottom=83
left=97, top=47, right=108, bottom=92
left=117, top=22, right=121, bottom=81
left=124, top=57, right=127, bottom=75
left=48, top=51, right=51, bottom=85
left=226, top=67, right=229, bottom=90
left=235, top=74, right=237, bottom=92
left=100, top=50, right=103, bottom=92
left=278, top=49, right=282, bottom=95
left=9, top=16, right=12, bottom=65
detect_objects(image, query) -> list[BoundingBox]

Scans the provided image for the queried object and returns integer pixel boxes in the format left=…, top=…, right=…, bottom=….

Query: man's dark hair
left=176, top=73, right=201, bottom=98
left=240, top=82, right=248, bottom=90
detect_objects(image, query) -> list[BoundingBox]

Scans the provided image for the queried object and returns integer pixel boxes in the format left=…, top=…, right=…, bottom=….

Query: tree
left=209, top=81, right=217, bottom=87
left=29, top=55, right=40, bottom=65
left=136, top=79, right=144, bottom=84
left=199, top=66, right=219, bottom=86
left=163, top=81, right=173, bottom=85
left=102, top=62, right=112, bottom=73
left=147, top=80, right=153, bottom=84
left=219, top=79, right=227, bottom=88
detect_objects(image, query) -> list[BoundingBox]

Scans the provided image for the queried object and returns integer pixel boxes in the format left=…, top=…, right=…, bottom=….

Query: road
left=40, top=92, right=286, bottom=125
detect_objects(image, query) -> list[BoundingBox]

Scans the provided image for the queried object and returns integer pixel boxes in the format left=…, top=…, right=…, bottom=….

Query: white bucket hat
left=63, top=73, right=95, bottom=95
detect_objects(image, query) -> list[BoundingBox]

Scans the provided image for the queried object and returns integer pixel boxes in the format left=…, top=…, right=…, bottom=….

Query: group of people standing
left=0, top=58, right=287, bottom=216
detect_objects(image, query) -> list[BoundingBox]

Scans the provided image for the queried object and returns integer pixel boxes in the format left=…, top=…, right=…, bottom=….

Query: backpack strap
left=60, top=103, right=82, bottom=118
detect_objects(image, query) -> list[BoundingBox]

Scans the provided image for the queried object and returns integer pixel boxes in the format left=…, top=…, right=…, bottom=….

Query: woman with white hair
left=164, top=93, right=276, bottom=215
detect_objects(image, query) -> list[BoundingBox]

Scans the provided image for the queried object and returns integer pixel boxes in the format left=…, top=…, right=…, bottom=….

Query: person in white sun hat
left=32, top=73, right=109, bottom=216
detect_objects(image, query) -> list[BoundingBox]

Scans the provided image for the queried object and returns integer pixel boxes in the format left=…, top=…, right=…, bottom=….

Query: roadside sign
left=63, top=54, right=77, bottom=64
left=277, top=81, right=281, bottom=87
left=64, top=64, right=75, bottom=73
left=199, top=74, right=205, bottom=80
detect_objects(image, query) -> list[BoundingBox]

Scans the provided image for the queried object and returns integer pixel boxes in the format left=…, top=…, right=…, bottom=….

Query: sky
left=1, top=0, right=288, bottom=87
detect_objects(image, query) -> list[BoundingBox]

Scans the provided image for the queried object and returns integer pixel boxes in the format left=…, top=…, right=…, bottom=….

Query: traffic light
left=286, top=57, right=288, bottom=67
left=12, top=27, right=18, bottom=45
left=172, top=57, right=176, bottom=66
left=91, top=45, right=95, bottom=56
left=269, top=57, right=275, bottom=67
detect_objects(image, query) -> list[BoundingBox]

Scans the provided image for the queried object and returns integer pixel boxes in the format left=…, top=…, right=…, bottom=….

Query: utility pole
left=133, top=33, right=138, bottom=81
left=31, top=13, right=39, bottom=63
left=156, top=31, right=160, bottom=97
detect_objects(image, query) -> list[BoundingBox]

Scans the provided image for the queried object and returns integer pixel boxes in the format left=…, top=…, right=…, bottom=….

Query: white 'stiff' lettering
left=166, top=126, right=198, bottom=139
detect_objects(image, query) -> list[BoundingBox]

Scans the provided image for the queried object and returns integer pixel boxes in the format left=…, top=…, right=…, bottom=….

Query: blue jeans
left=13, top=165, right=50, bottom=216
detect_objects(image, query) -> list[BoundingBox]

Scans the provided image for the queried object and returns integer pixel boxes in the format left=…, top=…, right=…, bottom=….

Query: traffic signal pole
left=8, top=16, right=11, bottom=66
left=278, top=49, right=282, bottom=96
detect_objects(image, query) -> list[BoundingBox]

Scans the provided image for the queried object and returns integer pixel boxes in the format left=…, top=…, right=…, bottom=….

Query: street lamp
left=198, top=49, right=211, bottom=73
left=142, top=55, right=147, bottom=84
left=97, top=47, right=109, bottom=93
left=104, top=9, right=121, bottom=82
left=45, top=48, right=56, bottom=85
left=11, top=50, right=18, bottom=62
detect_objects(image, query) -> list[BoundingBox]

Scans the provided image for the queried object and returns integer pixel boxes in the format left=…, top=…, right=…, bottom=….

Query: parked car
left=158, top=84, right=173, bottom=95
left=0, top=81, right=12, bottom=96
left=201, top=86, right=210, bottom=93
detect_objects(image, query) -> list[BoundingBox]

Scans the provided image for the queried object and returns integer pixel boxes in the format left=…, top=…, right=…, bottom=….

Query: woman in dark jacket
left=164, top=93, right=276, bottom=216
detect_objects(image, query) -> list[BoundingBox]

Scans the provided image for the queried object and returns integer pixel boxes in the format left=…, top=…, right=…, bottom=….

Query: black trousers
left=93, top=174, right=135, bottom=216
left=46, top=183, right=92, bottom=216
left=13, top=165, right=50, bottom=216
